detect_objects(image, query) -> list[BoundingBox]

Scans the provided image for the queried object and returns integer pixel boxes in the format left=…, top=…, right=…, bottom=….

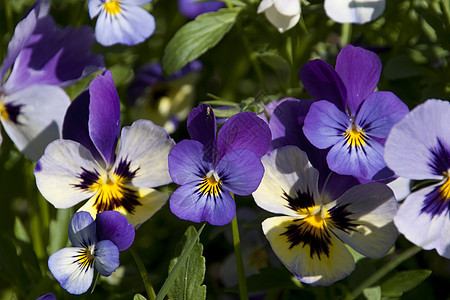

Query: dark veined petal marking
left=0, top=101, right=24, bottom=124
left=72, top=246, right=95, bottom=274
left=194, top=170, right=224, bottom=203
left=421, top=176, right=450, bottom=217
left=342, top=122, right=370, bottom=154
left=283, top=189, right=315, bottom=212
left=428, top=138, right=450, bottom=176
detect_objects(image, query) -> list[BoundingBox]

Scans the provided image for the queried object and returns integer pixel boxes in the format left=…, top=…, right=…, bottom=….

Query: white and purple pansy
left=88, top=0, right=155, bottom=46
left=385, top=99, right=450, bottom=258
left=48, top=211, right=135, bottom=295
left=168, top=104, right=271, bottom=226
left=252, top=146, right=398, bottom=286
left=0, top=0, right=104, bottom=160
left=34, top=71, right=175, bottom=227
left=301, top=45, right=409, bottom=181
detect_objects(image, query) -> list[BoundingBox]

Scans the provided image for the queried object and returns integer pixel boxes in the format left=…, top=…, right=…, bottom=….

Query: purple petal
left=68, top=211, right=96, bottom=248
left=4, top=16, right=104, bottom=93
left=96, top=211, right=135, bottom=251
left=355, top=91, right=409, bottom=140
left=168, top=139, right=213, bottom=185
left=88, top=71, right=121, bottom=166
left=62, top=90, right=103, bottom=163
left=187, top=104, right=217, bottom=161
left=335, top=45, right=382, bottom=114
left=216, top=149, right=264, bottom=195
left=36, top=294, right=56, bottom=300
left=299, top=59, right=347, bottom=111
left=216, top=112, right=271, bottom=161
left=94, top=240, right=120, bottom=276
left=321, top=172, right=359, bottom=202
left=178, top=0, right=225, bottom=19
left=169, top=180, right=236, bottom=225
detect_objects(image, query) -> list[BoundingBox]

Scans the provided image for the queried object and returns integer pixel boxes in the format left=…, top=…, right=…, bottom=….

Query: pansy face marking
left=0, top=100, right=23, bottom=124
left=342, top=119, right=368, bottom=150
left=103, top=0, right=121, bottom=15
left=75, top=246, right=96, bottom=272
left=197, top=170, right=223, bottom=200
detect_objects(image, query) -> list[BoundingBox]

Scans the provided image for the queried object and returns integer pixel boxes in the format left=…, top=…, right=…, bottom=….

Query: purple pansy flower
left=48, top=211, right=135, bottom=295
left=178, top=0, right=225, bottom=19
left=385, top=99, right=450, bottom=258
left=168, top=104, right=271, bottom=225
left=34, top=71, right=175, bottom=227
left=0, top=0, right=104, bottom=160
left=88, top=0, right=155, bottom=46
left=128, top=60, right=202, bottom=133
left=301, top=45, right=409, bottom=181
left=253, top=146, right=398, bottom=286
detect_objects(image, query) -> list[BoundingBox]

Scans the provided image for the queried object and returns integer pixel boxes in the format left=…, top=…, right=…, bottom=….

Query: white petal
left=1, top=85, right=70, bottom=160
left=324, top=0, right=385, bottom=24
left=252, top=146, right=320, bottom=217
left=48, top=247, right=94, bottom=295
left=387, top=177, right=411, bottom=201
left=35, top=139, right=102, bottom=209
left=273, top=0, right=300, bottom=16
left=263, top=4, right=300, bottom=33
left=257, top=0, right=274, bottom=13
left=262, top=216, right=355, bottom=286
left=115, top=119, right=175, bottom=188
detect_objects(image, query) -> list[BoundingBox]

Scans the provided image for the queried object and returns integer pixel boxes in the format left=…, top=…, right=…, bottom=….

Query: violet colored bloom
left=301, top=45, right=409, bottom=181
left=178, top=0, right=225, bottom=19
left=168, top=104, right=271, bottom=225
left=253, top=146, right=398, bottom=286
left=128, top=60, right=202, bottom=133
left=88, top=0, right=155, bottom=46
left=385, top=99, right=450, bottom=258
left=36, top=294, right=56, bottom=300
left=35, top=71, right=175, bottom=227
left=0, top=0, right=104, bottom=160
left=48, top=211, right=135, bottom=294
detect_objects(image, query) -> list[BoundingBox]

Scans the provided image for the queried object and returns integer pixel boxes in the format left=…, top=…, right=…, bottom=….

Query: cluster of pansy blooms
left=2, top=0, right=449, bottom=297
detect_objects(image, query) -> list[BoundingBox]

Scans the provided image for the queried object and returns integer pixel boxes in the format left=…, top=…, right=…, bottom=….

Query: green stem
left=345, top=245, right=422, bottom=300
left=130, top=245, right=157, bottom=300
left=231, top=213, right=249, bottom=300
left=341, top=23, right=352, bottom=47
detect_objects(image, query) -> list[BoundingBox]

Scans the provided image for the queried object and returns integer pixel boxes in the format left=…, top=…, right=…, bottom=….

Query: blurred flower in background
left=178, top=0, right=225, bottom=19
left=257, top=0, right=301, bottom=33
left=324, top=0, right=386, bottom=24
left=128, top=60, right=202, bottom=134
left=88, top=0, right=155, bottom=46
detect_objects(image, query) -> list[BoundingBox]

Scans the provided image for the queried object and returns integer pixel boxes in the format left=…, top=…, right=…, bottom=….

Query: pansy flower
left=257, top=0, right=301, bottom=33
left=48, top=211, right=135, bottom=294
left=385, top=99, right=450, bottom=258
left=252, top=145, right=398, bottom=286
left=168, top=104, right=271, bottom=225
left=178, top=0, right=224, bottom=19
left=301, top=45, right=409, bottom=181
left=128, top=60, right=202, bottom=134
left=88, top=0, right=155, bottom=46
left=0, top=0, right=104, bottom=160
left=324, top=0, right=385, bottom=24
left=35, top=71, right=175, bottom=227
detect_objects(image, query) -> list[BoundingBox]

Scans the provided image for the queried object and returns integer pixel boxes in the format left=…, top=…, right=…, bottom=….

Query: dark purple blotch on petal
left=96, top=211, right=135, bottom=251
left=421, top=183, right=450, bottom=218
left=187, top=104, right=216, bottom=160
left=428, top=138, right=450, bottom=176
left=178, top=0, right=225, bottom=19
left=2, top=102, right=24, bottom=124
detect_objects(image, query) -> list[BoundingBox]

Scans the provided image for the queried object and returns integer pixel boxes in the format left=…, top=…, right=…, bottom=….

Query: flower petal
left=1, top=85, right=70, bottom=161
left=217, top=112, right=271, bottom=161
left=48, top=247, right=94, bottom=295
left=216, top=149, right=264, bottom=196
left=88, top=71, right=121, bottom=166
left=96, top=210, right=135, bottom=251
left=299, top=59, right=347, bottom=111
left=178, top=0, right=224, bottom=19
left=170, top=181, right=235, bottom=225
left=94, top=240, right=120, bottom=276
left=259, top=0, right=300, bottom=33
left=116, top=119, right=175, bottom=188
left=335, top=45, right=382, bottom=114
left=329, top=182, right=398, bottom=258
left=273, top=0, right=301, bottom=16
left=94, top=4, right=155, bottom=46
left=68, top=211, right=96, bottom=248
left=262, top=216, right=355, bottom=286
left=324, top=0, right=385, bottom=24
left=187, top=104, right=216, bottom=159
left=34, top=139, right=101, bottom=209
left=385, top=99, right=450, bottom=180
left=252, top=146, right=320, bottom=217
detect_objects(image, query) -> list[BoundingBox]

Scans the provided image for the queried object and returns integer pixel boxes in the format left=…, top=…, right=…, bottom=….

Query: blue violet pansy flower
left=0, top=0, right=104, bottom=160
left=168, top=104, right=271, bottom=225
left=88, top=0, right=156, bottom=46
left=34, top=71, right=175, bottom=227
left=253, top=145, right=398, bottom=286
left=48, top=211, right=135, bottom=294
left=385, top=99, right=450, bottom=258
left=178, top=0, right=225, bottom=19
left=301, top=45, right=409, bottom=181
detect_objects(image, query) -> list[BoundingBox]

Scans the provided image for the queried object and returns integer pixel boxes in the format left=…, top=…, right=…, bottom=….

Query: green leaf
left=0, top=234, right=29, bottom=290
left=47, top=208, right=72, bottom=255
left=255, top=52, right=291, bottom=84
left=133, top=294, right=147, bottom=300
left=162, top=8, right=242, bottom=76
left=14, top=217, right=30, bottom=244
left=380, top=269, right=432, bottom=297
left=167, top=226, right=206, bottom=300
left=362, top=286, right=381, bottom=300
left=155, top=223, right=206, bottom=300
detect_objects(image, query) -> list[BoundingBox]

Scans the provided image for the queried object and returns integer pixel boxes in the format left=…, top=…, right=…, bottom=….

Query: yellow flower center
left=343, top=122, right=367, bottom=148
left=0, top=101, right=8, bottom=121
left=199, top=171, right=222, bottom=196
left=440, top=172, right=450, bottom=200
left=103, top=0, right=121, bottom=15
left=76, top=246, right=95, bottom=270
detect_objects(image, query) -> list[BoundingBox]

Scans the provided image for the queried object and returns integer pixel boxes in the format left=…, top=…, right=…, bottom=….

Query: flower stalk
left=231, top=211, right=249, bottom=300
left=130, top=245, right=157, bottom=300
